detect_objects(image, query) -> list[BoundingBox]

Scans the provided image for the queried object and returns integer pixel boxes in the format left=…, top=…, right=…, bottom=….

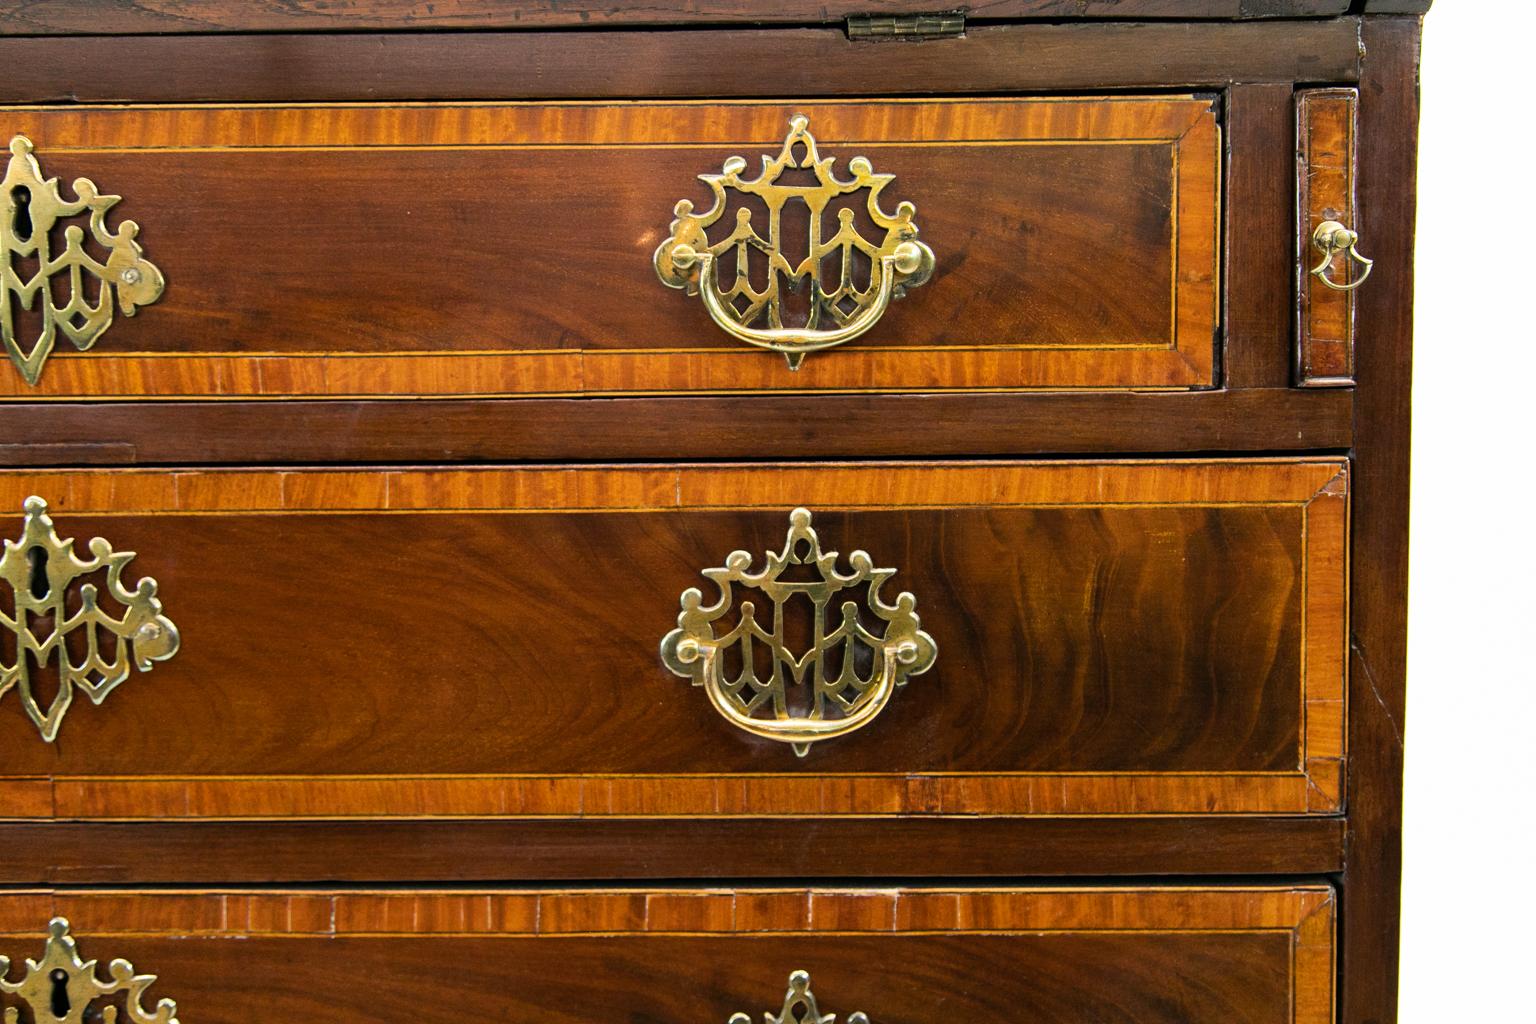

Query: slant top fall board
left=0, top=0, right=1361, bottom=35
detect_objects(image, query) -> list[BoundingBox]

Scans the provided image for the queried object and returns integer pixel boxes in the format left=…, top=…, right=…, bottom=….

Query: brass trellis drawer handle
left=729, top=970, right=869, bottom=1024
left=1310, top=219, right=1374, bottom=291
left=653, top=115, right=935, bottom=370
left=661, top=508, right=936, bottom=757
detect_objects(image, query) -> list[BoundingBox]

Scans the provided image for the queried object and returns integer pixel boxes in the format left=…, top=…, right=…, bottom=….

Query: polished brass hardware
left=1310, top=219, right=1374, bottom=291
left=662, top=508, right=935, bottom=756
left=847, top=11, right=965, bottom=39
left=729, top=970, right=869, bottom=1024
left=1, top=135, right=164, bottom=386
left=0, top=917, right=179, bottom=1024
left=654, top=115, right=934, bottom=369
left=0, top=497, right=180, bottom=741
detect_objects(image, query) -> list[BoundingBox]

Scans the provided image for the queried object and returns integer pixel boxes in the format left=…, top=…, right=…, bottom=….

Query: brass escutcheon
left=0, top=918, right=179, bottom=1024
left=0, top=497, right=180, bottom=741
left=728, top=970, right=870, bottom=1024
left=1, top=135, right=164, bottom=386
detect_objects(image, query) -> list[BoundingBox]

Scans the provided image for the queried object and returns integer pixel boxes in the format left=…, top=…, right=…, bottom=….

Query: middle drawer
left=0, top=459, right=1346, bottom=821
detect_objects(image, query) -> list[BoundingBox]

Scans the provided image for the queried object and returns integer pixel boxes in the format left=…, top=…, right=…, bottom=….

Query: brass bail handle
left=669, top=632, right=920, bottom=756
left=1310, top=219, right=1374, bottom=292
left=667, top=238, right=930, bottom=369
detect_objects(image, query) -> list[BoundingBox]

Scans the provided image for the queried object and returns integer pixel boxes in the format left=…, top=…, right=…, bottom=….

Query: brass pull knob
left=654, top=115, right=935, bottom=370
left=1310, top=219, right=1374, bottom=291
left=0, top=497, right=180, bottom=741
left=661, top=508, right=935, bottom=757
left=0, top=917, right=181, bottom=1023
left=729, top=971, right=869, bottom=1024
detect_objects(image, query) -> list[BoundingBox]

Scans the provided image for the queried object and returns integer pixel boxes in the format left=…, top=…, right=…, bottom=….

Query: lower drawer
left=0, top=886, right=1333, bottom=1023
left=0, top=458, right=1347, bottom=820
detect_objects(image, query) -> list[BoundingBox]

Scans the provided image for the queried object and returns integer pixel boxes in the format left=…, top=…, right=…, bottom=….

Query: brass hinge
left=846, top=11, right=966, bottom=40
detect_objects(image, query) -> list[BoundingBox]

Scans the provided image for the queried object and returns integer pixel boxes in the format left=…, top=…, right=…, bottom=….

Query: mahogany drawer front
left=0, top=458, right=1346, bottom=821
left=0, top=886, right=1335, bottom=1023
left=0, top=97, right=1218, bottom=399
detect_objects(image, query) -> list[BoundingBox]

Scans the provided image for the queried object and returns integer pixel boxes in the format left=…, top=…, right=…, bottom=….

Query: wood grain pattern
left=0, top=886, right=1334, bottom=1024
left=1224, top=83, right=1297, bottom=388
left=0, top=7, right=1424, bottom=1021
left=0, top=886, right=1335, bottom=935
left=0, top=389, right=1353, bottom=466
left=0, top=0, right=1357, bottom=34
left=0, top=459, right=1347, bottom=819
left=1342, top=17, right=1420, bottom=1024
left=1297, top=88, right=1360, bottom=386
left=0, top=23, right=1365, bottom=107
left=0, top=98, right=1218, bottom=400
left=0, top=817, right=1347, bottom=883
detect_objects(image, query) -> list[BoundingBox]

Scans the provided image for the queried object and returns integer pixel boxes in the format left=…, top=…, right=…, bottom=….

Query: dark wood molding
left=1224, top=82, right=1299, bottom=388
left=1341, top=15, right=1420, bottom=1024
left=0, top=1, right=1355, bottom=36
left=0, top=20, right=1361, bottom=105
left=0, top=817, right=1344, bottom=883
left=0, top=389, right=1350, bottom=465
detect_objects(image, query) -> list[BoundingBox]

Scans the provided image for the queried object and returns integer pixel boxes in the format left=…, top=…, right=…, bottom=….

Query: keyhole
left=49, top=968, right=71, bottom=1017
left=27, top=546, right=50, bottom=600
left=10, top=185, right=32, bottom=242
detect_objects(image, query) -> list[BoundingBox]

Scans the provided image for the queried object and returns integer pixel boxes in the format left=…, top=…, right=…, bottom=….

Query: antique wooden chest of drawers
left=0, top=2, right=1424, bottom=1022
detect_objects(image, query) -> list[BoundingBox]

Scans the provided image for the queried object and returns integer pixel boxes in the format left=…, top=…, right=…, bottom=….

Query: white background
left=1400, top=3, right=1535, bottom=1018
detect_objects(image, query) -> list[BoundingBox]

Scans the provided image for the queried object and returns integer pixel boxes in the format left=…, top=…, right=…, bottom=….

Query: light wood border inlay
left=0, top=885, right=1334, bottom=935
left=0, top=885, right=1335, bottom=1024
left=0, top=98, right=1220, bottom=400
left=0, top=459, right=1347, bottom=820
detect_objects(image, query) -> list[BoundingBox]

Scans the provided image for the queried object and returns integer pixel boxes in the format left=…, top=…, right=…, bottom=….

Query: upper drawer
left=0, top=458, right=1346, bottom=820
left=0, top=97, right=1219, bottom=398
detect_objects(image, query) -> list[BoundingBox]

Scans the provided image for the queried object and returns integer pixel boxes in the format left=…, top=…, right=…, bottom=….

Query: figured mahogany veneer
left=0, top=98, right=1218, bottom=399
left=0, top=459, right=1347, bottom=820
left=0, top=886, right=1335, bottom=1024
left=0, top=9, right=1427, bottom=1024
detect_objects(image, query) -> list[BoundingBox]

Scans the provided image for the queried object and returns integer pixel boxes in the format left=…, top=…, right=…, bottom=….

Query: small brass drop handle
left=1310, top=219, right=1374, bottom=291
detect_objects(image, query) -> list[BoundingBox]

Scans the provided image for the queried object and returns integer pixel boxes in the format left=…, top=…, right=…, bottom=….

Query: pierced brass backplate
left=729, top=971, right=869, bottom=1024
left=1, top=135, right=165, bottom=386
left=654, top=115, right=935, bottom=369
left=661, top=508, right=936, bottom=756
left=0, top=497, right=180, bottom=741
left=0, top=918, right=179, bottom=1024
